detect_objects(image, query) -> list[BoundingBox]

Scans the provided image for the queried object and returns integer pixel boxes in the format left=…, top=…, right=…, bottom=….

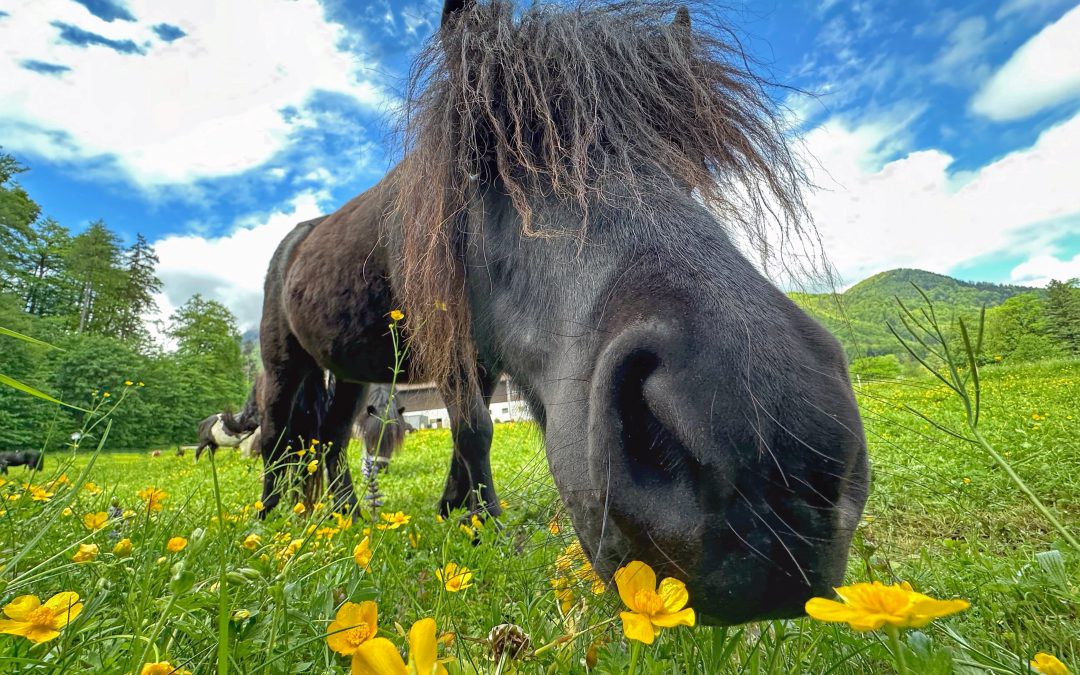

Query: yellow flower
left=293, top=503, right=306, bottom=515
left=389, top=309, right=405, bottom=322
left=253, top=500, right=264, bottom=512
left=138, top=381, right=144, bottom=387
left=351, top=617, right=449, bottom=675
left=140, top=662, right=192, bottom=675
left=334, top=512, right=353, bottom=531
left=103, top=392, right=110, bottom=398
left=72, top=543, right=99, bottom=563
left=113, top=538, right=133, bottom=556
left=307, top=460, right=319, bottom=474
left=28, top=485, right=53, bottom=502
left=376, top=511, right=410, bottom=530
left=548, top=516, right=561, bottom=535
left=436, top=563, right=473, bottom=592
left=470, top=514, right=484, bottom=530
left=409, top=531, right=421, bottom=549
left=83, top=482, right=102, bottom=495
left=804, top=581, right=969, bottom=632
left=82, top=511, right=108, bottom=531
left=353, top=537, right=373, bottom=570
left=1031, top=653, right=1070, bottom=675
left=243, top=534, right=262, bottom=550
left=0, top=592, right=83, bottom=643
left=137, top=486, right=167, bottom=512
left=551, top=576, right=574, bottom=613
left=459, top=523, right=476, bottom=539
left=614, top=561, right=696, bottom=645
left=166, top=537, right=188, bottom=553
left=327, top=600, right=380, bottom=657
left=62, top=507, right=74, bottom=517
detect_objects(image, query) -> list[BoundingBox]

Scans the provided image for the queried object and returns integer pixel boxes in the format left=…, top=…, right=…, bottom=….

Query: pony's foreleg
left=438, top=371, right=501, bottom=519
left=320, top=381, right=364, bottom=514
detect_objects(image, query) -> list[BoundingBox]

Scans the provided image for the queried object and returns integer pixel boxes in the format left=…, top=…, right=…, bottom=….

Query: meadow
left=0, top=359, right=1077, bottom=674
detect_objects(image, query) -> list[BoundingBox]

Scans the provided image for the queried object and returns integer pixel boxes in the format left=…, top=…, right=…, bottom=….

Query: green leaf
left=0, top=372, right=87, bottom=411
left=0, top=325, right=62, bottom=350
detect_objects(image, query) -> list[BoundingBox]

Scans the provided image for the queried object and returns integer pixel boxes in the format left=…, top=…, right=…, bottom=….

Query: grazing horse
left=356, top=385, right=407, bottom=473
left=0, top=450, right=44, bottom=474
left=248, top=0, right=869, bottom=624
left=194, top=413, right=257, bottom=461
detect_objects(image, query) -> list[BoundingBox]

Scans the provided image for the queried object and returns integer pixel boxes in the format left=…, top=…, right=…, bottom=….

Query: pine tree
left=0, top=151, right=41, bottom=293
left=115, top=234, right=162, bottom=346
left=20, top=218, right=72, bottom=317
left=1045, top=279, right=1080, bottom=354
left=65, top=220, right=124, bottom=334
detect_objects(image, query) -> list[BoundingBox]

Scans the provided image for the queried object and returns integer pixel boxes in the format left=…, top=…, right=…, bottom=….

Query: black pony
left=0, top=450, right=44, bottom=474
left=357, top=385, right=407, bottom=473
left=244, top=0, right=869, bottom=625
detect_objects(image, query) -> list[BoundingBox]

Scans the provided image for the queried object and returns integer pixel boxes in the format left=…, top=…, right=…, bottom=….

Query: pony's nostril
left=611, top=349, right=694, bottom=488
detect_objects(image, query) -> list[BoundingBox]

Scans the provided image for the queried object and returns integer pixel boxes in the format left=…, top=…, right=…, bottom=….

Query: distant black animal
left=357, top=385, right=407, bottom=473
left=0, top=451, right=44, bottom=474
left=195, top=413, right=256, bottom=461
left=235, top=0, right=870, bottom=626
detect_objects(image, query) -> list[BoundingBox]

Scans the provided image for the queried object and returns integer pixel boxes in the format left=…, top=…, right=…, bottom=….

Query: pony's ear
left=366, top=405, right=378, bottom=416
left=673, top=5, right=691, bottom=29
left=441, top=0, right=473, bottom=28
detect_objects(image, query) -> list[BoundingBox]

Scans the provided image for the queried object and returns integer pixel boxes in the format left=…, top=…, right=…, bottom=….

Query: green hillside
left=792, top=268, right=1037, bottom=360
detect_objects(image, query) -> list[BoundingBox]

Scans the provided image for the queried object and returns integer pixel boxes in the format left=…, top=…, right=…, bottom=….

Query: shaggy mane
left=395, top=0, right=811, bottom=395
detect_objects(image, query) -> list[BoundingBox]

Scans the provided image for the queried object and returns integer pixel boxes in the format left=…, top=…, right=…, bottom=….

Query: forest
left=0, top=151, right=252, bottom=451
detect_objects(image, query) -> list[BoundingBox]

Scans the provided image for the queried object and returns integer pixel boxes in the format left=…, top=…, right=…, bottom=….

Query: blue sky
left=1, top=0, right=1079, bottom=330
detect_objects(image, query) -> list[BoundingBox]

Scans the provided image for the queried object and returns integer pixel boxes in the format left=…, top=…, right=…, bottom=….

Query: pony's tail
left=222, top=374, right=262, bottom=435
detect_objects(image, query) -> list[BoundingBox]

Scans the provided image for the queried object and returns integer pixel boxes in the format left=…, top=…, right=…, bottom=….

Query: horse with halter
left=247, top=0, right=869, bottom=624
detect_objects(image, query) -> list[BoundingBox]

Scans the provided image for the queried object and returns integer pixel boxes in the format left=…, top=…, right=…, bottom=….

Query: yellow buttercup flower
left=113, top=538, right=133, bottom=556
left=124, top=380, right=134, bottom=386
left=307, top=460, right=319, bottom=474
left=1031, top=652, right=1071, bottom=675
left=376, top=511, right=410, bottom=530
left=253, top=500, right=264, bottom=512
left=243, top=534, right=262, bottom=550
left=408, top=531, right=421, bottom=549
left=293, top=503, right=306, bottom=515
left=436, top=563, right=473, bottom=593
left=389, top=309, right=405, bottom=322
left=351, top=617, right=449, bottom=675
left=137, top=486, right=167, bottom=512
left=805, top=581, right=969, bottom=632
left=140, top=662, right=192, bottom=675
left=614, top=561, right=696, bottom=645
left=27, top=485, right=53, bottom=502
left=83, top=482, right=102, bottom=495
left=353, top=536, right=373, bottom=570
left=0, top=592, right=83, bottom=643
left=82, top=511, right=108, bottom=531
left=166, top=537, right=188, bottom=553
left=62, top=507, right=74, bottom=517
left=72, top=543, right=99, bottom=563
left=327, top=600, right=380, bottom=657
left=334, top=512, right=353, bottom=530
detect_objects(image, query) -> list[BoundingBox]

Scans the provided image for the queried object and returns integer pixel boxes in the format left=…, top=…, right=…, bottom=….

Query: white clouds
left=1009, top=252, right=1080, bottom=286
left=803, top=109, right=1080, bottom=284
left=932, top=17, right=992, bottom=86
left=972, top=3, right=1080, bottom=121
left=0, top=0, right=384, bottom=186
left=151, top=191, right=327, bottom=333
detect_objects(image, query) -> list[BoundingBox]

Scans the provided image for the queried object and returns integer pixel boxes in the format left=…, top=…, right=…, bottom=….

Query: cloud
left=803, top=108, right=1080, bottom=284
left=1009, top=251, right=1080, bottom=286
left=931, top=17, right=992, bottom=86
left=972, top=3, right=1080, bottom=121
left=0, top=0, right=385, bottom=187
left=151, top=191, right=328, bottom=333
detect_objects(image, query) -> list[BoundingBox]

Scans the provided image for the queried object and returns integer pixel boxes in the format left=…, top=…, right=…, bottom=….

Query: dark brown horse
left=0, top=450, right=44, bottom=474
left=357, top=385, right=407, bottom=473
left=247, top=0, right=869, bottom=625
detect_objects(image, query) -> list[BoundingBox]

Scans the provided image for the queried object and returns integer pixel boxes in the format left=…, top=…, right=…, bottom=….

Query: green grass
left=1, top=360, right=1077, bottom=674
